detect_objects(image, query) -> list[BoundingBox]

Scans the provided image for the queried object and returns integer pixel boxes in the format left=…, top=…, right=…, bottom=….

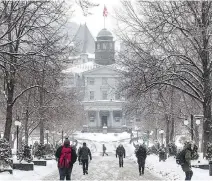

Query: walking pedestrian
left=116, top=144, right=125, bottom=167
left=78, top=142, right=92, bottom=175
left=159, top=144, right=167, bottom=162
left=176, top=141, right=194, bottom=181
left=77, top=146, right=82, bottom=165
left=135, top=144, right=147, bottom=175
left=55, top=138, right=77, bottom=180
left=102, top=144, right=108, bottom=156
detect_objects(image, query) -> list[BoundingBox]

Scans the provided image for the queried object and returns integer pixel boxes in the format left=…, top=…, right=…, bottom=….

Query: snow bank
left=126, top=141, right=211, bottom=181
left=74, top=132, right=130, bottom=142
left=0, top=160, right=57, bottom=180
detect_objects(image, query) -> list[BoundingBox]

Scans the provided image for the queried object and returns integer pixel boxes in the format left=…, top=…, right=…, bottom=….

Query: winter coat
left=79, top=146, right=92, bottom=160
left=181, top=149, right=192, bottom=172
left=55, top=145, right=77, bottom=167
left=136, top=146, right=147, bottom=165
left=103, top=145, right=106, bottom=151
left=116, top=146, right=125, bottom=157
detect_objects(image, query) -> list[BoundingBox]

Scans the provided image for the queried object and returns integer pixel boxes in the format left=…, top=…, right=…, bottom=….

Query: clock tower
left=95, top=28, right=115, bottom=65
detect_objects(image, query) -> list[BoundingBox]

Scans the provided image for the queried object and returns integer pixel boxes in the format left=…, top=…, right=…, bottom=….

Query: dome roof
left=97, top=28, right=113, bottom=38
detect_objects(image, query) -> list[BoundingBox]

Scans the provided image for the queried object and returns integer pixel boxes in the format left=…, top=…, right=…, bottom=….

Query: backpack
left=59, top=146, right=72, bottom=168
left=176, top=149, right=186, bottom=165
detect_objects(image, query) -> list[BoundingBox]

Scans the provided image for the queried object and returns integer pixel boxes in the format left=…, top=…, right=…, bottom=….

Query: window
left=88, top=111, right=95, bottom=122
left=88, top=78, right=95, bottom=85
left=97, top=43, right=100, bottom=50
left=115, top=92, right=120, bottom=100
left=113, top=111, right=122, bottom=122
left=102, top=78, right=108, bottom=85
left=109, top=43, right=113, bottom=49
left=103, top=43, right=107, bottom=49
left=115, top=117, right=120, bottom=122
left=89, top=91, right=94, bottom=100
left=102, top=91, right=108, bottom=100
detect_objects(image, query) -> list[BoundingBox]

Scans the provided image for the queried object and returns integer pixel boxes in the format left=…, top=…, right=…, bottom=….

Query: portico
left=83, top=100, right=124, bottom=130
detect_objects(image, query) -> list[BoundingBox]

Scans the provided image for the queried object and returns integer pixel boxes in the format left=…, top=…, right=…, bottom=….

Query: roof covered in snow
left=73, top=23, right=95, bottom=54
left=62, top=62, right=124, bottom=74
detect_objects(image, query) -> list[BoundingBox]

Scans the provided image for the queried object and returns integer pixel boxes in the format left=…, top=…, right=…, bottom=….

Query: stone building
left=63, top=25, right=126, bottom=132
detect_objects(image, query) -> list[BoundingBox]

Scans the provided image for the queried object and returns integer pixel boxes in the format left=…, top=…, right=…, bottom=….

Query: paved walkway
left=42, top=153, right=160, bottom=180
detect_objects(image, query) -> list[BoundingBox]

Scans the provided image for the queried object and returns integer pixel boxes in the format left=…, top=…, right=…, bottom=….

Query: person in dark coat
left=136, top=144, right=147, bottom=175
left=77, top=146, right=82, bottom=165
left=102, top=144, right=108, bottom=156
left=78, top=142, right=92, bottom=175
left=181, top=142, right=193, bottom=181
left=158, top=144, right=167, bottom=162
left=55, top=138, right=77, bottom=180
left=116, top=144, right=126, bottom=167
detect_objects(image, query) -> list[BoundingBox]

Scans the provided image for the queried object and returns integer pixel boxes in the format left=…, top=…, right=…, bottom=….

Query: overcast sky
left=70, top=0, right=121, bottom=39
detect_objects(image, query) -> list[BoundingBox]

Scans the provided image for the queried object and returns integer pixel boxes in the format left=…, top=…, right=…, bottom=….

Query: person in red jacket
left=55, top=138, right=77, bottom=180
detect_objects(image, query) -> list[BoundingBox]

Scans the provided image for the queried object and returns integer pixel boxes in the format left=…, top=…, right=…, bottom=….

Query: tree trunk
left=201, top=1, right=212, bottom=158
left=165, top=114, right=170, bottom=146
left=169, top=85, right=175, bottom=143
left=170, top=117, right=175, bottom=142
left=25, top=109, right=29, bottom=145
left=39, top=87, right=44, bottom=144
left=203, top=100, right=211, bottom=157
left=4, top=82, right=14, bottom=141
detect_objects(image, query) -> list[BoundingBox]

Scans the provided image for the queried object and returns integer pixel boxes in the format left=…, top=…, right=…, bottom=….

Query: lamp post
left=45, top=129, right=49, bottom=144
left=15, top=117, right=21, bottom=155
left=183, top=116, right=194, bottom=141
left=136, top=128, right=139, bottom=142
left=195, top=116, right=201, bottom=151
left=51, top=131, right=56, bottom=147
left=147, top=130, right=153, bottom=147
left=159, top=129, right=164, bottom=146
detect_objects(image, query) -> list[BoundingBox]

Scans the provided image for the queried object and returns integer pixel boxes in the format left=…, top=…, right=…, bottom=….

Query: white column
left=110, top=110, right=113, bottom=128
left=98, top=110, right=100, bottom=127
left=96, top=111, right=98, bottom=127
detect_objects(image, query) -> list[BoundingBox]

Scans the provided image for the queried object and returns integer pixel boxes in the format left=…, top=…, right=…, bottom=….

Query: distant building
left=63, top=25, right=126, bottom=132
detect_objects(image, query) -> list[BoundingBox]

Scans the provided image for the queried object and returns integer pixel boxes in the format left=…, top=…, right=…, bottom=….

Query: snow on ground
left=0, top=160, right=57, bottom=181
left=74, top=132, right=130, bottom=142
left=126, top=141, right=211, bottom=181
left=0, top=132, right=211, bottom=180
left=42, top=153, right=160, bottom=180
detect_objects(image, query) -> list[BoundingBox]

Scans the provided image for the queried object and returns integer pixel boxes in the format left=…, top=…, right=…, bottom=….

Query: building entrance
left=102, top=116, right=108, bottom=127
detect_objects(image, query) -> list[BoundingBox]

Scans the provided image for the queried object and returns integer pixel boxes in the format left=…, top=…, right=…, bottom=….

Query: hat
left=64, top=138, right=70, bottom=145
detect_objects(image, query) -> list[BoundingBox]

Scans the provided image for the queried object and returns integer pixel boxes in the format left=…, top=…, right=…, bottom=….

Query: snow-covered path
left=42, top=154, right=160, bottom=180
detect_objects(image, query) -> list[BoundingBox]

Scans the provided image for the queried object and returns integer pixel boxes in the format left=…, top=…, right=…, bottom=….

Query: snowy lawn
left=0, top=160, right=58, bottom=180
left=74, top=132, right=130, bottom=142
left=127, top=143, right=211, bottom=181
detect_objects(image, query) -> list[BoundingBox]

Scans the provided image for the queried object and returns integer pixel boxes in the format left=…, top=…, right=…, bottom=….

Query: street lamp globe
left=184, top=119, right=189, bottom=125
left=14, top=121, right=21, bottom=126
left=159, top=129, right=164, bottom=134
left=150, top=130, right=153, bottom=135
left=195, top=119, right=201, bottom=125
left=45, top=130, right=49, bottom=134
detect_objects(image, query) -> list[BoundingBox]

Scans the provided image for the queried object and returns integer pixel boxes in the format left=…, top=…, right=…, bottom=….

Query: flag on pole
left=103, top=5, right=108, bottom=17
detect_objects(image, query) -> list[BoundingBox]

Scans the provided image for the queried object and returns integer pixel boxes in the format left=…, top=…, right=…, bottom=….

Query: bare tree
left=115, top=1, right=211, bottom=155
